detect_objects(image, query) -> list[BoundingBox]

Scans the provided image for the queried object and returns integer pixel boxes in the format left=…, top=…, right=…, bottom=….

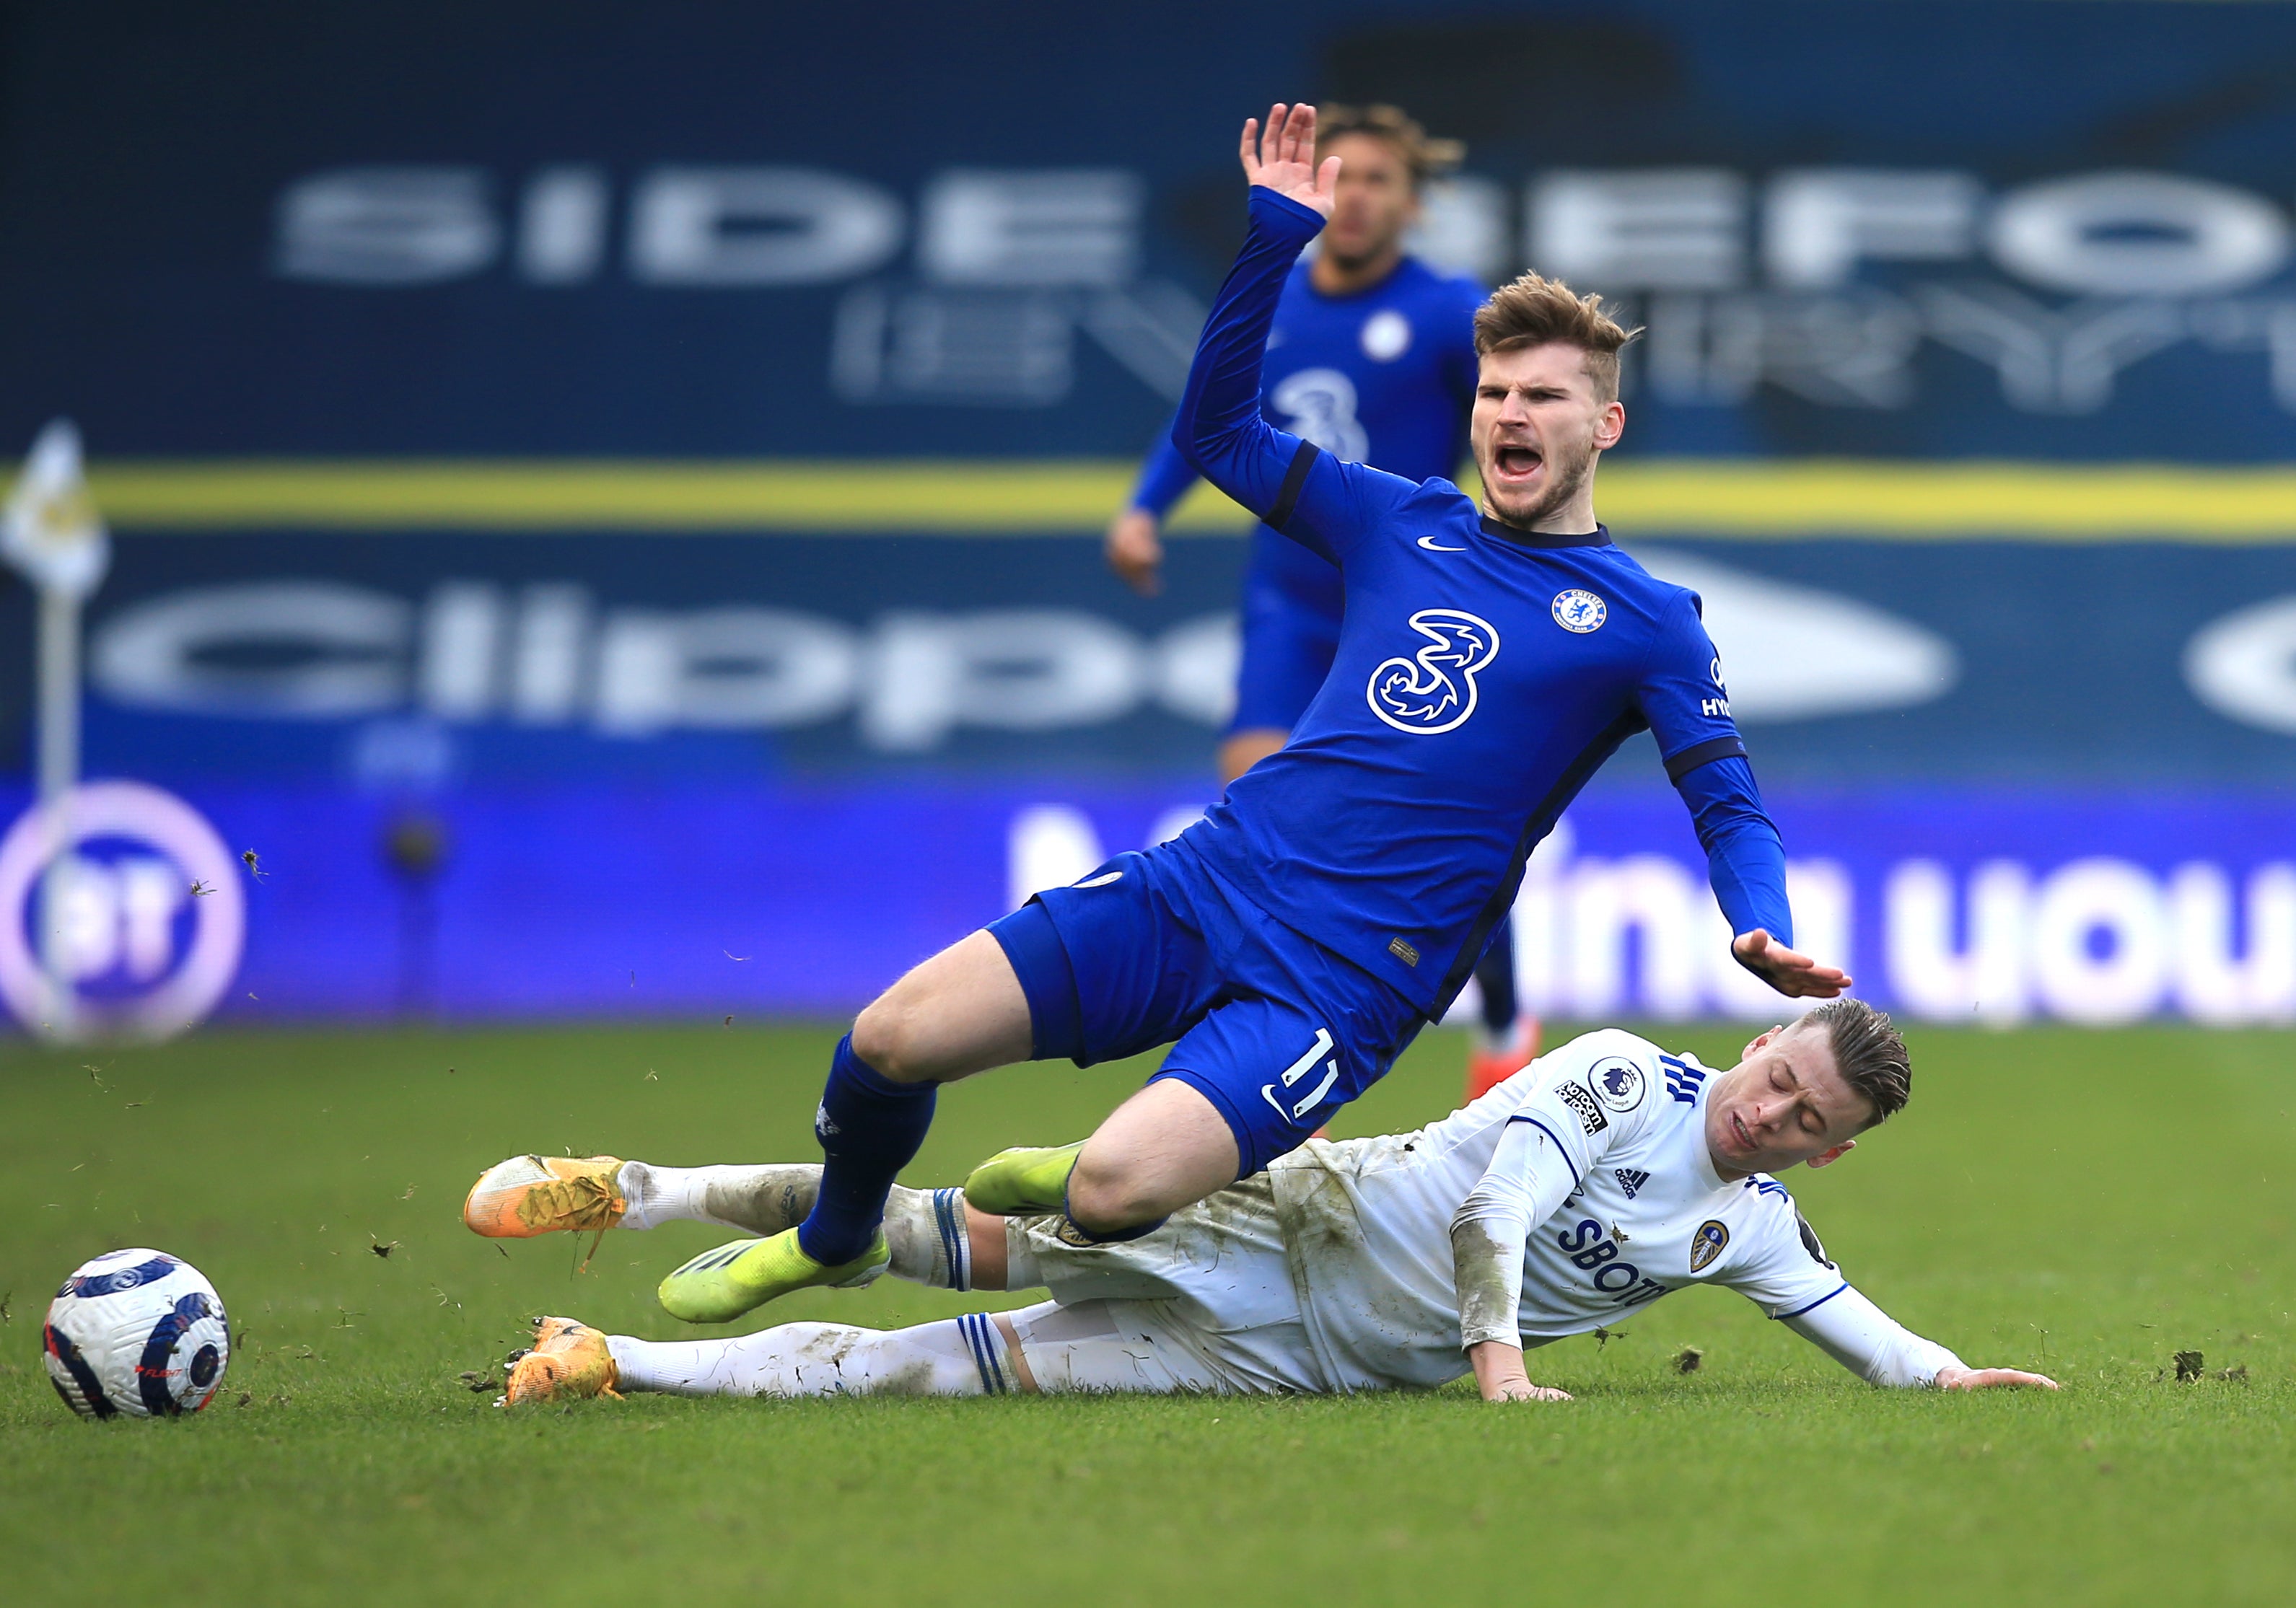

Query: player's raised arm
left=1173, top=105, right=1399, bottom=563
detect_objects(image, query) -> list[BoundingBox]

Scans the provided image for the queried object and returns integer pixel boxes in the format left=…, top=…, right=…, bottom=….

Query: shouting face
left=1469, top=342, right=1624, bottom=532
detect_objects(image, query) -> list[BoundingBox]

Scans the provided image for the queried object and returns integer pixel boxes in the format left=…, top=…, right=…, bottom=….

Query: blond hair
left=1799, top=998, right=1912, bottom=1127
left=1473, top=274, right=1642, bottom=404
left=1315, top=103, right=1463, bottom=189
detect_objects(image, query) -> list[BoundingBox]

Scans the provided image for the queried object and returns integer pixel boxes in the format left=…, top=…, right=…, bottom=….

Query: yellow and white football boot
left=656, top=1228, right=887, bottom=1324
left=501, top=1317, right=620, bottom=1405
left=963, top=1141, right=1085, bottom=1216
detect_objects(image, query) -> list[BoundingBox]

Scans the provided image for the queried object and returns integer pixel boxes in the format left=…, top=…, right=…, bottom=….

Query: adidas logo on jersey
left=1662, top=1055, right=1707, bottom=1104
left=1613, top=1168, right=1649, bottom=1199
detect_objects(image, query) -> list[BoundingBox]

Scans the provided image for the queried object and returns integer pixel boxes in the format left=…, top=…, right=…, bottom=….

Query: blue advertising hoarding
left=4, top=1, right=2296, bottom=459
left=6, top=777, right=2291, bottom=1027
left=3, top=0, right=2295, bottom=1029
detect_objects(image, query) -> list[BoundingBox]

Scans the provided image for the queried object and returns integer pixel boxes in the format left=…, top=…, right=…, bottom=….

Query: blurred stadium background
left=5, top=1, right=2296, bottom=1039
left=10, top=0, right=2296, bottom=1041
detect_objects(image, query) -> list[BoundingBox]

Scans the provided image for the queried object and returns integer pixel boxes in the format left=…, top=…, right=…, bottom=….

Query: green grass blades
left=1, top=1023, right=2291, bottom=1605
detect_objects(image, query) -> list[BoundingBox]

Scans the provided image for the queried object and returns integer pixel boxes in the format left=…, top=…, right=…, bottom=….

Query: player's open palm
left=1936, top=1366, right=2060, bottom=1391
left=1240, top=102, right=1340, bottom=218
left=1732, top=929, right=1852, bottom=999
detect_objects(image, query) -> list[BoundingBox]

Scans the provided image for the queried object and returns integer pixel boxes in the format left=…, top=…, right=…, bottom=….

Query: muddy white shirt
left=1266, top=1029, right=1963, bottom=1392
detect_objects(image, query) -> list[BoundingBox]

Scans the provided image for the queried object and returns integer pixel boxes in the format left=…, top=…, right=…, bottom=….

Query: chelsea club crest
left=1551, top=589, right=1607, bottom=633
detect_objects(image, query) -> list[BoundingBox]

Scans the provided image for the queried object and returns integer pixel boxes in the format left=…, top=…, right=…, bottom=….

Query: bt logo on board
left=0, top=782, right=244, bottom=1043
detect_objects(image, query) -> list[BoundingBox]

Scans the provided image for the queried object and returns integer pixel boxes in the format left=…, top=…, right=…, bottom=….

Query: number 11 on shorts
left=1262, top=1027, right=1338, bottom=1122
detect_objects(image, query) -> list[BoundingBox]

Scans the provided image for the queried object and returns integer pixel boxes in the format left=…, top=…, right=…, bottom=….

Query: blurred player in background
left=1106, top=105, right=1537, bottom=1101
left=480, top=1002, right=2055, bottom=1405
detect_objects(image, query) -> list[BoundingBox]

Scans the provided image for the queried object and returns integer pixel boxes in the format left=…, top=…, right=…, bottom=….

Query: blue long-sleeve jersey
left=1131, top=251, right=1484, bottom=618
left=1170, top=188, right=1792, bottom=1015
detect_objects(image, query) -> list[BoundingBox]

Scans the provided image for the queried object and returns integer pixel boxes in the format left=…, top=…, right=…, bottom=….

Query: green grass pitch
left=1, top=1021, right=2291, bottom=1605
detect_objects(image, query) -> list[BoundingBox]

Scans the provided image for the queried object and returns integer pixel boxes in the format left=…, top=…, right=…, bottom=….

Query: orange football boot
left=502, top=1317, right=621, bottom=1405
left=1463, top=1018, right=1541, bottom=1106
left=464, top=1154, right=627, bottom=1239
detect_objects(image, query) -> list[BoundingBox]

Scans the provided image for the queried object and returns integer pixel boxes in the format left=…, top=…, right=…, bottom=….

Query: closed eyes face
left=1702, top=1021, right=1874, bottom=1178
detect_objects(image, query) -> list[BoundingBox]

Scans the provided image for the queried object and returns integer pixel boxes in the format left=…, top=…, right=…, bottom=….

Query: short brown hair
left=1473, top=275, right=1641, bottom=404
left=1797, top=998, right=1911, bottom=1128
left=1315, top=103, right=1463, bottom=189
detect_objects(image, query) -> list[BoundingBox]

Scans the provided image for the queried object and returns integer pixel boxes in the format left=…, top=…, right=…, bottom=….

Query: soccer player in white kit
left=474, top=1000, right=2054, bottom=1402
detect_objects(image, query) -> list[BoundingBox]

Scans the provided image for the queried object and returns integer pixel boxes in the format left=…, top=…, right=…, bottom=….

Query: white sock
left=619, top=1164, right=970, bottom=1291
left=606, top=1314, right=1015, bottom=1397
left=885, top=1188, right=972, bottom=1291
left=616, top=1162, right=818, bottom=1234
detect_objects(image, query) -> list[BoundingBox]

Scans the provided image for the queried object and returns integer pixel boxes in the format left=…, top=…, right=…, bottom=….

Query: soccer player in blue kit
left=648, top=103, right=1849, bottom=1326
left=1105, top=105, right=1540, bottom=1098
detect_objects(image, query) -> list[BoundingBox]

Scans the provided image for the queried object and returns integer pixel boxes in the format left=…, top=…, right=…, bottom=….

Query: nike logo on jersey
left=1415, top=535, right=1467, bottom=552
left=1365, top=609, right=1499, bottom=735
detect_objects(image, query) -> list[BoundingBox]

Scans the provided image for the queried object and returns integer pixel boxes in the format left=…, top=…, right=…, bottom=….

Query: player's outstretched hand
left=1240, top=102, right=1341, bottom=219
left=1485, top=1378, right=1574, bottom=1403
left=1936, top=1366, right=2060, bottom=1392
left=1105, top=509, right=1165, bottom=595
left=1731, top=929, right=1852, bottom=998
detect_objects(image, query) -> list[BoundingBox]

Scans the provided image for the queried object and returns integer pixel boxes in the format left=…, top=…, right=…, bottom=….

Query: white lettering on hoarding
left=1887, top=859, right=2033, bottom=1024
left=1403, top=827, right=2295, bottom=1026
left=88, top=560, right=1946, bottom=747
left=1530, top=169, right=1748, bottom=289
left=275, top=168, right=499, bottom=284
left=627, top=167, right=904, bottom=286
left=268, top=162, right=2296, bottom=413
left=919, top=171, right=1141, bottom=287
left=2186, top=594, right=2296, bottom=735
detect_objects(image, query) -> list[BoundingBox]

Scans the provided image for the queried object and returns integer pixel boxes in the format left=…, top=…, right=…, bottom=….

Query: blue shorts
left=1228, top=544, right=1343, bottom=737
left=987, top=839, right=1424, bottom=1177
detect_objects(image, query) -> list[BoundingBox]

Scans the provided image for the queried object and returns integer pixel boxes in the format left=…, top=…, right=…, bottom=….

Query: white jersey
left=1253, top=1029, right=1960, bottom=1391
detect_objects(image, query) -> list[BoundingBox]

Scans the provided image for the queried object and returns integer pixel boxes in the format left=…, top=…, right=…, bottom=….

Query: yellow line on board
left=63, top=458, right=2296, bottom=540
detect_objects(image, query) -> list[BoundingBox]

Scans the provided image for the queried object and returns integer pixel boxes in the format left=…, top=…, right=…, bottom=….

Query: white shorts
left=1000, top=1174, right=1332, bottom=1395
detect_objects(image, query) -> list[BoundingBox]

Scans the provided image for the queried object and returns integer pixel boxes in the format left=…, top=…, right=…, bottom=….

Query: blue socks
left=1475, top=923, right=1519, bottom=1036
left=794, top=1034, right=937, bottom=1265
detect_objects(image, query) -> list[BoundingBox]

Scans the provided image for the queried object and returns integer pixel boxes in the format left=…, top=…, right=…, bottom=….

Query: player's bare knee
left=851, top=993, right=933, bottom=1083
left=1064, top=1155, right=1159, bottom=1233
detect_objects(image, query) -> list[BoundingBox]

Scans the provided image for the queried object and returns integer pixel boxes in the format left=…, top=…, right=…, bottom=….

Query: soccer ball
left=43, top=1248, right=230, bottom=1420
